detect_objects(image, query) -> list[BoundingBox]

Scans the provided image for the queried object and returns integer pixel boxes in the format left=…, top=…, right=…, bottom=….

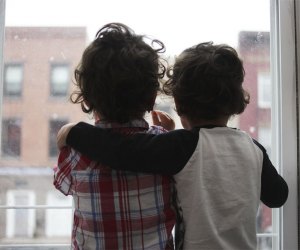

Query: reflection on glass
left=0, top=0, right=273, bottom=249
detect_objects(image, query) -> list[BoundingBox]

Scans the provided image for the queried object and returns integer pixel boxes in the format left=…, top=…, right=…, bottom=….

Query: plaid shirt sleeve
left=53, top=146, right=75, bottom=196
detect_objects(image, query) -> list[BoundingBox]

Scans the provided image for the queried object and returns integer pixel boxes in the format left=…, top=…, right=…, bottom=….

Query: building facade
left=0, top=27, right=88, bottom=244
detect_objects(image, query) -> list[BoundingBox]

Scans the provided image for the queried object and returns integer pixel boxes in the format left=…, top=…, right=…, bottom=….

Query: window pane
left=1, top=25, right=87, bottom=247
left=6, top=190, right=36, bottom=238
left=50, top=64, right=69, bottom=96
left=258, top=72, right=271, bottom=108
left=1, top=119, right=21, bottom=157
left=4, top=64, right=23, bottom=96
left=49, top=120, right=68, bottom=157
left=1, top=0, right=276, bottom=249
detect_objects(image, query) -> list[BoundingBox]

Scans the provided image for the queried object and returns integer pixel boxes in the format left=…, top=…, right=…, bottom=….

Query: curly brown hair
left=163, top=42, right=249, bottom=121
left=71, top=23, right=166, bottom=123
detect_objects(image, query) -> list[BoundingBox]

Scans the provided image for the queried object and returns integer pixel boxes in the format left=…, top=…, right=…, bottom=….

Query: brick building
left=0, top=27, right=88, bottom=244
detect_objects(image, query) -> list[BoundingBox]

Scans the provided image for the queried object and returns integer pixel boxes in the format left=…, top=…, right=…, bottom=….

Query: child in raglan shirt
left=53, top=23, right=177, bottom=250
left=58, top=42, right=288, bottom=250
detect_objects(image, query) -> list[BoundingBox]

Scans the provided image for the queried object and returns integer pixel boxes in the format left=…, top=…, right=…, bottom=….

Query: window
left=258, top=126, right=271, bottom=154
left=4, top=63, right=23, bottom=97
left=0, top=0, right=298, bottom=249
left=50, top=64, right=70, bottom=96
left=45, top=191, right=72, bottom=237
left=1, top=119, right=21, bottom=157
left=6, top=190, right=36, bottom=238
left=258, top=72, right=271, bottom=108
left=49, top=119, right=68, bottom=157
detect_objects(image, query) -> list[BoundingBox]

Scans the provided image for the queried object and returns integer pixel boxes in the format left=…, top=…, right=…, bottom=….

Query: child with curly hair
left=54, top=23, right=176, bottom=250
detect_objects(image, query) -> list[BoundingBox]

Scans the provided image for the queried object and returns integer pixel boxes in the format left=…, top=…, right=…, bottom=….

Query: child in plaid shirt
left=53, top=23, right=176, bottom=250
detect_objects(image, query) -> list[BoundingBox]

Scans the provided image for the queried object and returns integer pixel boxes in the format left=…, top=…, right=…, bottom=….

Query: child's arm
left=62, top=122, right=289, bottom=208
left=253, top=140, right=289, bottom=208
left=53, top=147, right=74, bottom=196
left=65, top=122, right=198, bottom=175
left=56, top=110, right=174, bottom=149
left=57, top=123, right=77, bottom=150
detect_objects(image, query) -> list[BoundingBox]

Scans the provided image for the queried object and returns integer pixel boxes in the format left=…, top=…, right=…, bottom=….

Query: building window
left=258, top=72, right=271, bottom=108
left=49, top=119, right=68, bottom=157
left=1, top=119, right=21, bottom=157
left=4, top=63, right=23, bottom=97
left=50, top=64, right=70, bottom=96
left=45, top=191, right=72, bottom=237
left=6, top=190, right=36, bottom=238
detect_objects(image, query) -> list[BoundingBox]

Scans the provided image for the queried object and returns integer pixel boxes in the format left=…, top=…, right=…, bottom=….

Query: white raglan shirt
left=175, top=127, right=263, bottom=250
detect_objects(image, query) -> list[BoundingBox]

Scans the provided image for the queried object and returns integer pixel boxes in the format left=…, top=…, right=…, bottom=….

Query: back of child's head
left=71, top=22, right=165, bottom=123
left=164, top=42, right=249, bottom=121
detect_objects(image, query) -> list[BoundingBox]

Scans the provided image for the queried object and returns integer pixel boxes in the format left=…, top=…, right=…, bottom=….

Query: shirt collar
left=95, top=118, right=149, bottom=129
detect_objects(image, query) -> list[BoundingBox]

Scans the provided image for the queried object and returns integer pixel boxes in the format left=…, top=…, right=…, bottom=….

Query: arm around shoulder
left=66, top=122, right=199, bottom=175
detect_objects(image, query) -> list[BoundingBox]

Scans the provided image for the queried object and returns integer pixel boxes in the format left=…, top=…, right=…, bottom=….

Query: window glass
left=258, top=72, right=271, bottom=108
left=49, top=119, right=68, bottom=157
left=4, top=64, right=23, bottom=97
left=50, top=64, right=69, bottom=96
left=0, top=0, right=280, bottom=249
left=45, top=192, right=72, bottom=237
left=1, top=119, right=21, bottom=157
left=6, top=190, right=36, bottom=238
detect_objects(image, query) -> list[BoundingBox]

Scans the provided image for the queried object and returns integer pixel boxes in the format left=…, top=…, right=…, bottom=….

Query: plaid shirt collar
left=95, top=118, right=149, bottom=130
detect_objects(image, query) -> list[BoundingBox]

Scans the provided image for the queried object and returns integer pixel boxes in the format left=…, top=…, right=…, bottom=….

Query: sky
left=4, top=0, right=270, bottom=55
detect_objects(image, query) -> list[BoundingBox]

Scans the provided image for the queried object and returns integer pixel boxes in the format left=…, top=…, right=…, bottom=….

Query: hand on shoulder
left=57, top=123, right=77, bottom=150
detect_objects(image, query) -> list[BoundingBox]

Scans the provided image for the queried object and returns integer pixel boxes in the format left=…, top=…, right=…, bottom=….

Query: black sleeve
left=253, top=139, right=289, bottom=208
left=66, top=122, right=198, bottom=175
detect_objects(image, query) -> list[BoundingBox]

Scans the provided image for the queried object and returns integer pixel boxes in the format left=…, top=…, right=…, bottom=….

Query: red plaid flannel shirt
left=54, top=119, right=176, bottom=249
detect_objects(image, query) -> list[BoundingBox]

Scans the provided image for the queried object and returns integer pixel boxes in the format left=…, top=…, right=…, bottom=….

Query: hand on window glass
left=151, top=110, right=175, bottom=131
left=57, top=123, right=76, bottom=150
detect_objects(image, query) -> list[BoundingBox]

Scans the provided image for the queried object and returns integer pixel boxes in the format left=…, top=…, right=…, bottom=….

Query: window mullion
left=0, top=0, right=5, bottom=156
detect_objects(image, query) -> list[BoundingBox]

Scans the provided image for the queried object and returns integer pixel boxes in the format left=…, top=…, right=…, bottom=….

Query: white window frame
left=0, top=0, right=298, bottom=249
left=0, top=0, right=4, bottom=158
left=270, top=0, right=298, bottom=249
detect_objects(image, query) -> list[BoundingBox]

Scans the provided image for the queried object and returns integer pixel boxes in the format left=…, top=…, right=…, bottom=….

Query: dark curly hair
left=163, top=42, right=249, bottom=121
left=71, top=23, right=166, bottom=123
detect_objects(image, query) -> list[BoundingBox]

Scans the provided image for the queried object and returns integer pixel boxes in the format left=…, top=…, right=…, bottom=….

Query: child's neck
left=181, top=116, right=229, bottom=130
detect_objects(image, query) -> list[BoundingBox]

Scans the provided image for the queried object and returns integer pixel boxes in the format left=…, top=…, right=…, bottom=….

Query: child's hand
left=151, top=110, right=175, bottom=131
left=57, top=123, right=76, bottom=150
